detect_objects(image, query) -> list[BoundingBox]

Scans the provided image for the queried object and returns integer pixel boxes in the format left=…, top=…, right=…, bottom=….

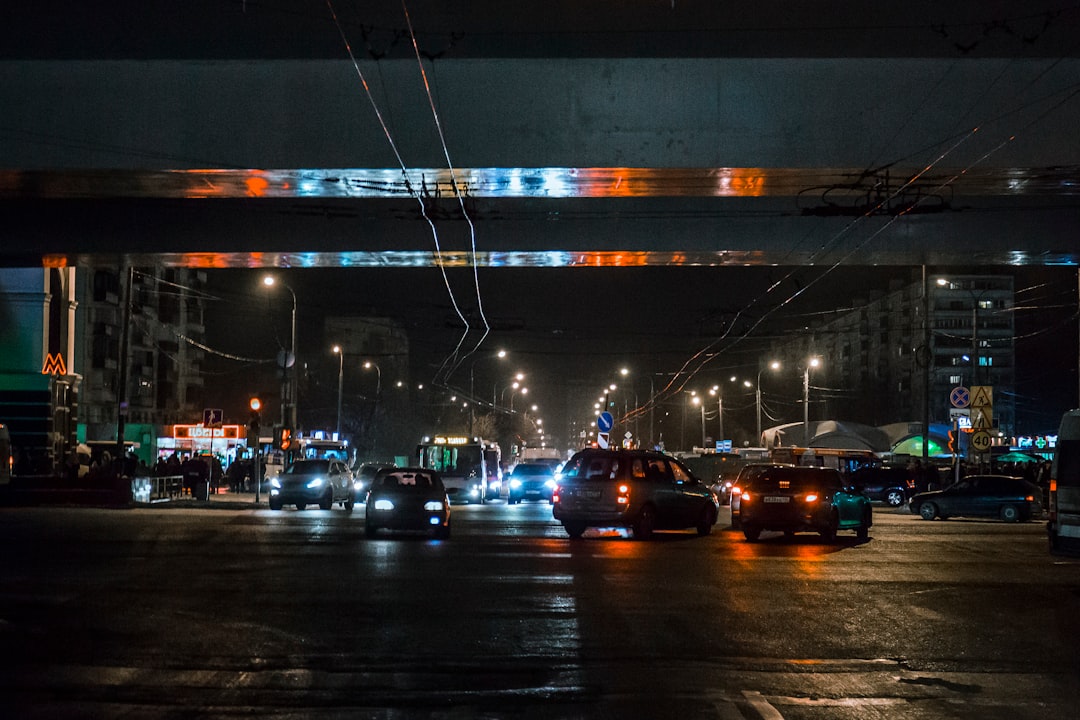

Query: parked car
left=680, top=453, right=743, bottom=504
left=909, top=474, right=1043, bottom=522
left=739, top=465, right=873, bottom=542
left=730, top=463, right=794, bottom=528
left=849, top=466, right=915, bottom=507
left=365, top=467, right=451, bottom=539
left=507, top=462, right=557, bottom=504
left=551, top=448, right=719, bottom=540
left=268, top=458, right=355, bottom=511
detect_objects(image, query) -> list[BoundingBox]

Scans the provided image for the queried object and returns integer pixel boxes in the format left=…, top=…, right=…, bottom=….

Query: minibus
left=1048, top=409, right=1080, bottom=553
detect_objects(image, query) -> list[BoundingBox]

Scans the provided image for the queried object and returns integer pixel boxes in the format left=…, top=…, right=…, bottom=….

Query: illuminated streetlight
left=332, top=345, right=344, bottom=437
left=262, top=275, right=297, bottom=428
left=804, top=356, right=822, bottom=446
left=757, top=360, right=781, bottom=443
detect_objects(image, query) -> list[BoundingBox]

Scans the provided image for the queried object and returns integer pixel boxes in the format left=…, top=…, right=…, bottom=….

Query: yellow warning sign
left=970, top=385, right=993, bottom=409
left=971, top=406, right=993, bottom=430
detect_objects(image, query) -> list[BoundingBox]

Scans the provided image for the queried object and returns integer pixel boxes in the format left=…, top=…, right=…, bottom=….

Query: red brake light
left=617, top=484, right=630, bottom=504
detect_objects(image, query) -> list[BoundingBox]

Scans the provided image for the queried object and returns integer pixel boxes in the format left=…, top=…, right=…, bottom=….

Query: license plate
left=583, top=489, right=602, bottom=500
left=763, top=496, right=790, bottom=503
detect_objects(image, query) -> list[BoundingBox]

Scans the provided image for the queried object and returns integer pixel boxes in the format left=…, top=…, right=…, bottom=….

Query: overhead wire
left=325, top=0, right=475, bottom=386
left=398, top=0, right=492, bottom=387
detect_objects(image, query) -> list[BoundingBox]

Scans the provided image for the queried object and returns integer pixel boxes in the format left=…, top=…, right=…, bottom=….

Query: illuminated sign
left=41, top=352, right=67, bottom=375
left=173, top=424, right=241, bottom=440
left=433, top=435, right=474, bottom=445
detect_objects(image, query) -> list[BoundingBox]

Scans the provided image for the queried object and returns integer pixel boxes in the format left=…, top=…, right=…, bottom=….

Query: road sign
left=971, top=406, right=993, bottom=430
left=598, top=412, right=613, bottom=433
left=203, top=408, right=223, bottom=428
left=970, top=430, right=992, bottom=453
left=970, top=385, right=993, bottom=408
left=597, top=432, right=610, bottom=449
left=949, top=386, right=970, bottom=408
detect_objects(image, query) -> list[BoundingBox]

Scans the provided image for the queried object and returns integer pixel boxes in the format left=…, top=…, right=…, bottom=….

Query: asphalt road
left=1, top=500, right=1078, bottom=719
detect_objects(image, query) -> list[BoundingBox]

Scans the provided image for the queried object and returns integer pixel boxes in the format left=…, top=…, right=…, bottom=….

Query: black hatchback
left=909, top=474, right=1043, bottom=522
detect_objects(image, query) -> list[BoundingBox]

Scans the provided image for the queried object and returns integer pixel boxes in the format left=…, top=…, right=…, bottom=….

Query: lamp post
left=756, top=360, right=781, bottom=444
left=469, top=349, right=506, bottom=432
left=691, top=395, right=706, bottom=448
left=332, top=345, right=344, bottom=437
left=510, top=386, right=528, bottom=413
left=803, top=356, right=822, bottom=446
left=262, top=275, right=297, bottom=428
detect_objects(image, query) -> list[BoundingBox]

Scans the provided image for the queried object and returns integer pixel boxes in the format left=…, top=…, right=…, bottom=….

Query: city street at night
left=1, top=500, right=1077, bottom=719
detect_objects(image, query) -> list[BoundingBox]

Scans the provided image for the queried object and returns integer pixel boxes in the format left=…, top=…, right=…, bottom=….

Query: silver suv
left=552, top=449, right=719, bottom=539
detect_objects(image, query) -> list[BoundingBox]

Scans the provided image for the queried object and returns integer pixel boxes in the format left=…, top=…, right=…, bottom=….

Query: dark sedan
left=365, top=467, right=451, bottom=539
left=909, top=474, right=1043, bottom=522
left=507, top=462, right=557, bottom=504
left=739, top=465, right=873, bottom=542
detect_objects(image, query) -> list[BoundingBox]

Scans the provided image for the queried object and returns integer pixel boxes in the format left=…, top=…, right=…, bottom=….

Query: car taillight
left=804, top=494, right=819, bottom=503
left=552, top=485, right=561, bottom=503
left=732, top=485, right=742, bottom=495
left=741, top=492, right=750, bottom=502
left=617, top=484, right=630, bottom=504
left=1025, top=495, right=1034, bottom=502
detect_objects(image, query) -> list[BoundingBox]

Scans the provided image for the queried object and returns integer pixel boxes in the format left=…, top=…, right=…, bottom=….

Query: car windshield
left=285, top=460, right=330, bottom=474
left=513, top=464, right=552, bottom=476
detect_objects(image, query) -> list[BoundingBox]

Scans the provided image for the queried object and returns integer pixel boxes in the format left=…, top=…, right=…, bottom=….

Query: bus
left=417, top=435, right=494, bottom=504
left=1049, top=409, right=1080, bottom=554
left=770, top=446, right=882, bottom=476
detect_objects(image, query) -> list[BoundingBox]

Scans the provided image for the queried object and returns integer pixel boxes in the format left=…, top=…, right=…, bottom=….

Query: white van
left=1048, top=409, right=1080, bottom=553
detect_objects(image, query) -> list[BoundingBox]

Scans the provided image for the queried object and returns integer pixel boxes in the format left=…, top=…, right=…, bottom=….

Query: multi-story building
left=75, top=268, right=210, bottom=457
left=770, top=273, right=1015, bottom=438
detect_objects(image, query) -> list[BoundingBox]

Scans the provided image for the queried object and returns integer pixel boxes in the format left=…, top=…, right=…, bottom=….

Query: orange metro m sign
left=41, top=352, right=67, bottom=375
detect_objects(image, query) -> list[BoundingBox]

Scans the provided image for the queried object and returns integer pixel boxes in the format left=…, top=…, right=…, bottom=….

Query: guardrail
left=131, top=475, right=184, bottom=503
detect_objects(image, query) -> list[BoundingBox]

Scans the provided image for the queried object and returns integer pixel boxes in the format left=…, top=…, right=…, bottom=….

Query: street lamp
left=757, top=360, right=781, bottom=444
left=363, top=360, right=382, bottom=398
left=510, top=386, right=528, bottom=412
left=691, top=394, right=705, bottom=448
left=332, top=345, right=344, bottom=437
left=262, top=275, right=297, bottom=428
left=803, top=356, right=822, bottom=446
left=469, top=349, right=506, bottom=432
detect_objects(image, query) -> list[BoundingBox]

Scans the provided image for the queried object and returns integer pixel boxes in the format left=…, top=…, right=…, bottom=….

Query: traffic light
left=248, top=397, right=261, bottom=436
left=274, top=425, right=293, bottom=451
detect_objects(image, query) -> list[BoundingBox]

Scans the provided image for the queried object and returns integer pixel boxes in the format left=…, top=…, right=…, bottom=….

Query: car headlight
left=510, top=479, right=522, bottom=489
left=270, top=477, right=281, bottom=489
left=306, top=477, right=325, bottom=489
left=373, top=499, right=394, bottom=511
left=544, top=479, right=555, bottom=488
left=353, top=480, right=363, bottom=490
left=424, top=501, right=445, bottom=512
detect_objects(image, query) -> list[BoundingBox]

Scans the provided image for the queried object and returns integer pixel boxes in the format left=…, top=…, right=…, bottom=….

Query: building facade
left=769, top=273, right=1015, bottom=440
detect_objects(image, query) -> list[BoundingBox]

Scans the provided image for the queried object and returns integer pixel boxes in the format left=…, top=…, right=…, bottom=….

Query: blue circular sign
left=597, top=412, right=614, bottom=433
left=950, top=386, right=970, bottom=409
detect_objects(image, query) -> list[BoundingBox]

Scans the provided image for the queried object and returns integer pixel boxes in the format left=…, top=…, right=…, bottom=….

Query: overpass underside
left=2, top=53, right=1079, bottom=269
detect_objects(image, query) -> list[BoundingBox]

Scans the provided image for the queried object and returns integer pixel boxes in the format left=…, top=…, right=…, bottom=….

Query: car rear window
left=753, top=469, right=841, bottom=492
left=379, top=471, right=437, bottom=488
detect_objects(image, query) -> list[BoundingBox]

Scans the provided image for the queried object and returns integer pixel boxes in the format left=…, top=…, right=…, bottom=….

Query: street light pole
left=263, top=275, right=298, bottom=429
left=332, top=345, right=343, bottom=437
left=803, top=357, right=821, bottom=446
left=756, top=360, right=780, bottom=444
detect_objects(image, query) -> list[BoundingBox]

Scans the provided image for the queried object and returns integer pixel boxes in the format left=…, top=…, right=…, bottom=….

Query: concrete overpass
left=2, top=1, right=1079, bottom=269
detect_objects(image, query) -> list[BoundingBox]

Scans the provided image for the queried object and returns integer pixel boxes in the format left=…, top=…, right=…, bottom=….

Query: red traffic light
left=249, top=397, right=262, bottom=412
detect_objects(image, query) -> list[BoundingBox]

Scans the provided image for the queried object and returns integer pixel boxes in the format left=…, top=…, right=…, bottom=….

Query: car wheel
left=856, top=509, right=871, bottom=540
left=319, top=491, right=333, bottom=511
left=269, top=498, right=282, bottom=511
left=632, top=505, right=657, bottom=540
left=696, top=505, right=716, bottom=536
left=743, top=524, right=761, bottom=542
left=365, top=522, right=378, bottom=538
left=295, top=502, right=306, bottom=511
left=563, top=521, right=586, bottom=539
left=886, top=489, right=906, bottom=507
left=819, top=511, right=839, bottom=542
left=344, top=495, right=354, bottom=513
left=919, top=502, right=938, bottom=520
left=1000, top=504, right=1020, bottom=522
